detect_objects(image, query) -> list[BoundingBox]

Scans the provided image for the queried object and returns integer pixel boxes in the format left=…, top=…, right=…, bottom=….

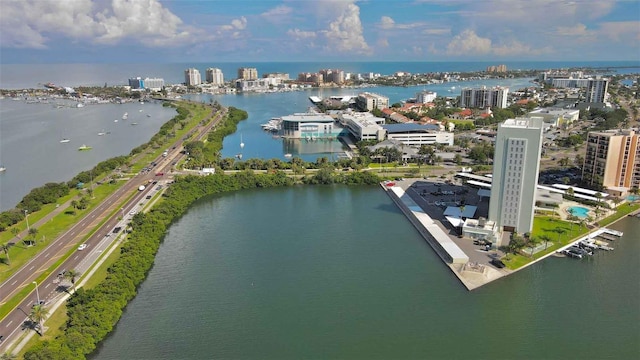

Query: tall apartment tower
left=585, top=78, right=609, bottom=103
left=184, top=68, right=201, bottom=86
left=489, top=117, right=544, bottom=237
left=237, top=67, right=258, bottom=80
left=459, top=86, right=509, bottom=109
left=582, top=130, right=640, bottom=190
left=206, top=68, right=224, bottom=85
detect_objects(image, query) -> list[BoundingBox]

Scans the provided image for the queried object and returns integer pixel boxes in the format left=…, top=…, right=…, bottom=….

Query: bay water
left=92, top=186, right=640, bottom=359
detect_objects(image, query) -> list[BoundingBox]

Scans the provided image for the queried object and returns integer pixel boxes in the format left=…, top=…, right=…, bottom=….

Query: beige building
left=356, top=92, right=389, bottom=111
left=237, top=67, right=258, bottom=80
left=582, top=130, right=640, bottom=191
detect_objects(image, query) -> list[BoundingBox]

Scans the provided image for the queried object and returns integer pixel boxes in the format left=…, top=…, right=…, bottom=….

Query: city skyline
left=1, top=0, right=639, bottom=64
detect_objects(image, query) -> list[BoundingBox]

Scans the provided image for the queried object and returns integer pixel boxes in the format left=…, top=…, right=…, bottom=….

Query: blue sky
left=1, top=0, right=639, bottom=63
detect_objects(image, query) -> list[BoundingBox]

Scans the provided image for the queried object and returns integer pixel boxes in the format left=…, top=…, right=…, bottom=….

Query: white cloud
left=0, top=0, right=191, bottom=48
left=287, top=28, right=317, bottom=40
left=446, top=30, right=492, bottom=55
left=555, top=23, right=591, bottom=36
left=380, top=16, right=395, bottom=30
left=321, top=2, right=371, bottom=54
left=598, top=21, right=640, bottom=41
left=261, top=5, right=293, bottom=19
left=492, top=39, right=551, bottom=56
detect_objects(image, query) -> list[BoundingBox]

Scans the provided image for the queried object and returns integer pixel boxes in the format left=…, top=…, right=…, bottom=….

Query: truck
left=138, top=185, right=146, bottom=191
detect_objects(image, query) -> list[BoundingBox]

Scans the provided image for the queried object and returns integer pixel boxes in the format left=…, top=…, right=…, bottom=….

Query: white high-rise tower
left=488, top=117, right=544, bottom=239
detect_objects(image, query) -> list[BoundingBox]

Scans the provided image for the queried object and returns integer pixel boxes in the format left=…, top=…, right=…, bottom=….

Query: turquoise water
left=568, top=206, right=590, bottom=218
left=628, top=195, right=640, bottom=202
left=92, top=186, right=640, bottom=360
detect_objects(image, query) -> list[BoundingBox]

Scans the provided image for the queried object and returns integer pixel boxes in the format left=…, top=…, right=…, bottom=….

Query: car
left=77, top=244, right=88, bottom=251
left=146, top=195, right=152, bottom=200
left=113, top=226, right=122, bottom=233
left=490, top=259, right=506, bottom=268
left=129, top=210, right=137, bottom=215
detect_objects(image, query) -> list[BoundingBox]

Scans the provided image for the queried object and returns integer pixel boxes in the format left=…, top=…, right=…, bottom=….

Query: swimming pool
left=627, top=195, right=640, bottom=202
left=567, top=206, right=590, bottom=218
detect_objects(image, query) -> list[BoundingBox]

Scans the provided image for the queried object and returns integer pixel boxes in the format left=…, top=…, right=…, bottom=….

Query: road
left=0, top=106, right=224, bottom=352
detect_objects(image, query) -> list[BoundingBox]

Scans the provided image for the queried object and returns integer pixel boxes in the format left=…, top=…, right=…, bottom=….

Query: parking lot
left=390, top=177, right=507, bottom=268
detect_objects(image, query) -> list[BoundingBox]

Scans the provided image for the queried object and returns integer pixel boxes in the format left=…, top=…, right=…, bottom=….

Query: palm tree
left=540, top=234, right=552, bottom=250
left=64, top=269, right=80, bottom=292
left=1, top=243, right=10, bottom=265
left=29, top=304, right=48, bottom=335
left=28, top=227, right=38, bottom=244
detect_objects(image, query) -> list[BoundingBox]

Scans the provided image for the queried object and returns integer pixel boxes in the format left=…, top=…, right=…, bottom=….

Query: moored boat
left=60, top=138, right=70, bottom=143
left=78, top=144, right=92, bottom=151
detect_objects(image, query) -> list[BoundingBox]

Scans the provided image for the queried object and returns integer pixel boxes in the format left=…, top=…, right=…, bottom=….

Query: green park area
left=502, top=202, right=639, bottom=269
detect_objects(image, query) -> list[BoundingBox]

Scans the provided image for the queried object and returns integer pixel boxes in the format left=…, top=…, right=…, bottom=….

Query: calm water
left=93, top=186, right=640, bottom=360
left=187, top=77, right=537, bottom=161
left=0, top=99, right=176, bottom=210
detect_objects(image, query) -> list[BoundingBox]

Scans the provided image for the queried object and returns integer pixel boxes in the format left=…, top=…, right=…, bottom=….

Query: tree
left=28, top=227, right=38, bottom=243
left=11, top=227, right=20, bottom=239
left=29, top=304, right=48, bottom=335
left=70, top=200, right=78, bottom=210
left=566, top=187, right=574, bottom=199
left=540, top=234, right=552, bottom=250
left=64, top=269, right=80, bottom=292
left=1, top=243, right=10, bottom=265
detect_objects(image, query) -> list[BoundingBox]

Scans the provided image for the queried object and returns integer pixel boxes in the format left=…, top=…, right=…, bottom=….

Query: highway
left=0, top=106, right=225, bottom=352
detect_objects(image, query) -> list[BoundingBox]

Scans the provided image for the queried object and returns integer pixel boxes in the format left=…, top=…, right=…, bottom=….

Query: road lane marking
left=29, top=266, right=34, bottom=271
left=10, top=280, right=17, bottom=286
left=45, top=283, right=51, bottom=289
left=6, top=320, right=13, bottom=327
left=45, top=252, right=50, bottom=257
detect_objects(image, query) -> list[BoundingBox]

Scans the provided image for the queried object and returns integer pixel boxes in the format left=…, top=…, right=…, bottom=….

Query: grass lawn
left=502, top=203, right=640, bottom=269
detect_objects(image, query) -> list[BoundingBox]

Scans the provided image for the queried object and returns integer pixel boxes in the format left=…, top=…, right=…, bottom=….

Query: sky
left=1, top=0, right=639, bottom=64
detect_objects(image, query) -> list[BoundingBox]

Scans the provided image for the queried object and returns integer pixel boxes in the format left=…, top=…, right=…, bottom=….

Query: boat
left=76, top=103, right=85, bottom=108
left=235, top=153, right=243, bottom=159
left=0, top=166, right=6, bottom=172
left=114, top=119, right=118, bottom=122
left=260, top=117, right=282, bottom=132
left=98, top=131, right=106, bottom=136
left=131, top=122, right=138, bottom=126
left=146, top=114, right=151, bottom=117
left=284, top=153, right=292, bottom=158
left=122, top=112, right=128, bottom=120
left=60, top=139, right=70, bottom=143
left=240, top=134, right=245, bottom=149
left=78, top=144, right=92, bottom=151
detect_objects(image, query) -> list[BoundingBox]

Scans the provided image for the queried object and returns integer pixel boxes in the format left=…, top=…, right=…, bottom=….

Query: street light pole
left=24, top=210, right=30, bottom=231
left=32, top=281, right=40, bottom=305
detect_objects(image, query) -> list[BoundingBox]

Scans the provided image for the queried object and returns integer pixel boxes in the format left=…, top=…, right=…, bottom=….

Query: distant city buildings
left=356, top=92, right=389, bottom=111
left=263, top=72, right=290, bottom=81
left=582, top=129, right=640, bottom=192
left=184, top=68, right=201, bottom=86
left=486, top=64, right=507, bottom=73
left=527, top=107, right=580, bottom=129
left=585, top=78, right=609, bottom=103
left=459, top=86, right=509, bottom=109
left=235, top=78, right=280, bottom=92
left=237, top=67, right=258, bottom=80
left=489, top=117, right=544, bottom=236
left=205, top=68, right=224, bottom=85
left=319, top=69, right=345, bottom=84
left=143, top=78, right=164, bottom=91
left=128, top=77, right=144, bottom=90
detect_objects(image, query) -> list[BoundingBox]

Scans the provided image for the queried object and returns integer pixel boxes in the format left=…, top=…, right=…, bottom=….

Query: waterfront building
left=549, top=78, right=590, bottom=88
left=237, top=67, right=258, bottom=80
left=235, top=78, right=280, bottom=92
left=143, top=77, right=164, bottom=91
left=205, top=68, right=224, bottom=85
left=319, top=69, right=345, bottom=84
left=459, top=86, right=509, bottom=109
left=585, top=77, right=609, bottom=103
left=356, top=92, right=389, bottom=111
left=489, top=117, right=544, bottom=237
left=486, top=64, right=507, bottom=73
left=280, top=113, right=338, bottom=139
left=263, top=72, right=290, bottom=81
left=527, top=107, right=580, bottom=129
left=416, top=91, right=437, bottom=104
left=128, top=77, right=144, bottom=90
left=339, top=112, right=386, bottom=141
left=184, top=68, right=201, bottom=86
left=382, top=123, right=454, bottom=146
left=297, top=72, right=324, bottom=85
left=582, top=129, right=640, bottom=192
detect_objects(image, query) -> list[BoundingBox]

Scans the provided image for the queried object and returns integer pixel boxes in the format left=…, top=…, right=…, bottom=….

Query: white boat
left=60, top=138, right=70, bottom=143
left=114, top=119, right=118, bottom=122
left=131, top=122, right=138, bottom=126
left=98, top=131, right=106, bottom=136
left=122, top=112, right=128, bottom=120
left=235, top=153, right=243, bottom=159
left=284, top=153, right=292, bottom=158
left=76, top=103, right=85, bottom=108
left=240, top=134, right=245, bottom=149
left=0, top=166, right=6, bottom=172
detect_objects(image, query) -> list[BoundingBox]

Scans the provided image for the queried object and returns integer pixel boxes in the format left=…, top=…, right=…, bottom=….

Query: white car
left=77, top=244, right=88, bottom=251
left=129, top=210, right=137, bottom=215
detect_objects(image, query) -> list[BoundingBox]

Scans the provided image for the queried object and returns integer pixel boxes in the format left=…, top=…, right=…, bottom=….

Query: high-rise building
left=582, top=130, right=640, bottom=190
left=459, top=86, right=509, bottom=109
left=237, top=67, right=258, bottom=80
left=416, top=91, right=437, bottom=104
left=143, top=77, right=164, bottom=91
left=585, top=78, right=609, bottom=103
left=184, top=68, right=201, bottom=86
left=489, top=117, right=544, bottom=236
left=205, top=68, right=224, bottom=85
left=128, top=77, right=144, bottom=89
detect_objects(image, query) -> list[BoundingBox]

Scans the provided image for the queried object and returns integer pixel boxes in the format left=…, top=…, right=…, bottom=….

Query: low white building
left=340, top=112, right=386, bottom=141
left=281, top=113, right=337, bottom=139
left=462, top=218, right=498, bottom=242
left=235, top=78, right=280, bottom=92
left=382, top=123, right=454, bottom=146
left=527, top=108, right=580, bottom=128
